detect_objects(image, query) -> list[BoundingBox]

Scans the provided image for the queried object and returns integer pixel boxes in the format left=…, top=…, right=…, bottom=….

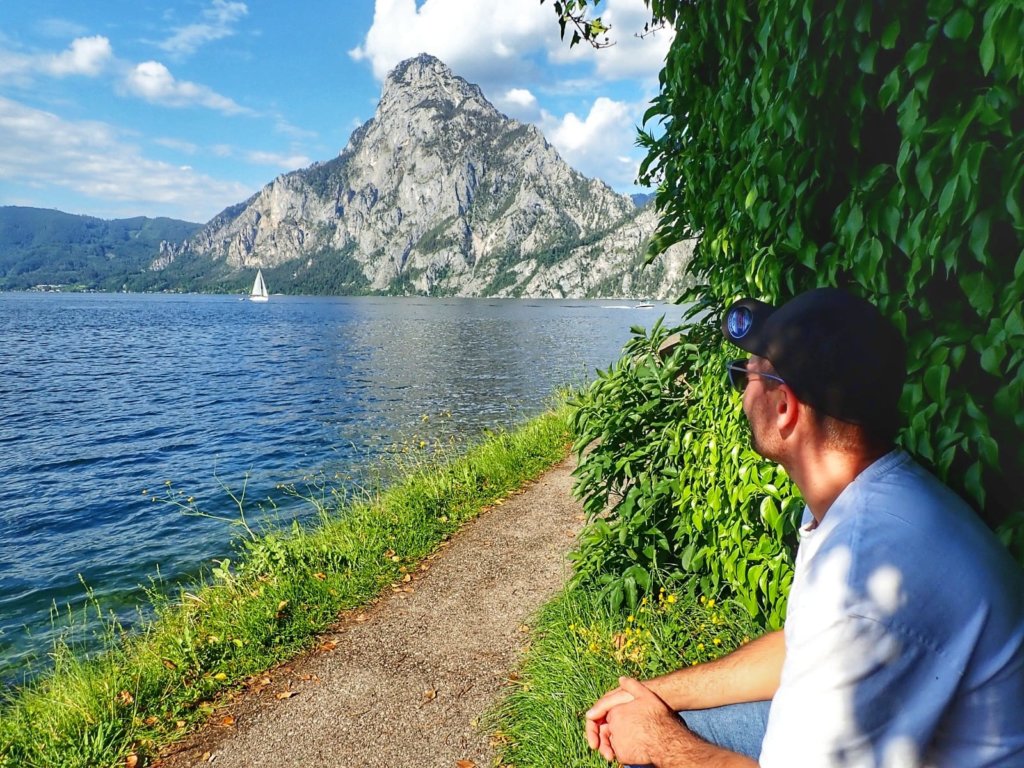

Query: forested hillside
left=0, top=207, right=200, bottom=290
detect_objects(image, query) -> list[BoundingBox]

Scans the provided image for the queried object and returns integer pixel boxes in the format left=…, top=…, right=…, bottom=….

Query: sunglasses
left=727, top=359, right=787, bottom=392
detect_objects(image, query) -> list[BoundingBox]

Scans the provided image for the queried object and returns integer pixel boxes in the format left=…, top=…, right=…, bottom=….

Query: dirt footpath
left=156, top=456, right=584, bottom=768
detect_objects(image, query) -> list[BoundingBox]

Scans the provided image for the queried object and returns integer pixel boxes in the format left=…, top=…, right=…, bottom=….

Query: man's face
left=742, top=356, right=783, bottom=461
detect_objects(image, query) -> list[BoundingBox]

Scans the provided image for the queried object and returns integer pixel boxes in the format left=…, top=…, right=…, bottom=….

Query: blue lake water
left=0, top=292, right=685, bottom=680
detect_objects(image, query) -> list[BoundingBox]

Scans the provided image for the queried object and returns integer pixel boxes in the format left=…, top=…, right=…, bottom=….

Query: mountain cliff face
left=157, top=54, right=691, bottom=298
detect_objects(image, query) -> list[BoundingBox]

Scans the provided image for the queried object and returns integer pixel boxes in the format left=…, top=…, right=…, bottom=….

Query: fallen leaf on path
left=456, top=761, right=476, bottom=768
left=319, top=640, right=338, bottom=652
left=422, top=689, right=437, bottom=703
left=125, top=754, right=139, bottom=768
left=218, top=715, right=235, bottom=727
left=402, top=573, right=412, bottom=583
left=275, top=690, right=298, bottom=700
left=355, top=614, right=367, bottom=622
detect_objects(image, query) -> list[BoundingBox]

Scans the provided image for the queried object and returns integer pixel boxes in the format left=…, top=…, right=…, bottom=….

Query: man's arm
left=649, top=628, right=785, bottom=709
left=586, top=630, right=784, bottom=752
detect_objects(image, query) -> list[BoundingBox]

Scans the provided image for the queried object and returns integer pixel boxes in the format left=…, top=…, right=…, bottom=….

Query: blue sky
left=0, top=0, right=672, bottom=223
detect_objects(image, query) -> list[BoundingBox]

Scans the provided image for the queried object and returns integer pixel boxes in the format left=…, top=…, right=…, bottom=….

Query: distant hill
left=631, top=193, right=654, bottom=208
left=0, top=207, right=200, bottom=290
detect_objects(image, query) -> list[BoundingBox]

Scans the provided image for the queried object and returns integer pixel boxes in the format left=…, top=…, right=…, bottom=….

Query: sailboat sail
left=250, top=269, right=269, bottom=302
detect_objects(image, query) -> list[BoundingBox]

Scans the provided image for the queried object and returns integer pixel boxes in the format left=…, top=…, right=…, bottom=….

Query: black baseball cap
left=722, top=288, right=907, bottom=438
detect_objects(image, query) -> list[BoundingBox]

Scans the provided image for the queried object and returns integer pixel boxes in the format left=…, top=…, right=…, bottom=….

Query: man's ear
left=775, top=385, right=800, bottom=434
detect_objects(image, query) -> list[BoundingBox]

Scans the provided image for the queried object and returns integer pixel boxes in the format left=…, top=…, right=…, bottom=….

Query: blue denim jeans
left=627, top=700, right=771, bottom=767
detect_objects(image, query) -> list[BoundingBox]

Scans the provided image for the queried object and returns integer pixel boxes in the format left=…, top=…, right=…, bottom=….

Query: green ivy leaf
left=943, top=9, right=975, bottom=40
left=960, top=272, right=995, bottom=316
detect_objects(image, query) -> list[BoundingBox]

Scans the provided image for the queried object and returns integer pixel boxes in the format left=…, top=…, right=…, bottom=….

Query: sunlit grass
left=491, top=584, right=762, bottom=768
left=0, top=404, right=572, bottom=768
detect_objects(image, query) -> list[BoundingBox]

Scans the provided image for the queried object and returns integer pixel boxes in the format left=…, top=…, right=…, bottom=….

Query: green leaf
left=937, top=177, right=958, bottom=216
left=960, top=272, right=995, bottom=316
left=943, top=9, right=975, bottom=40
left=980, top=28, right=996, bottom=73
left=915, top=155, right=934, bottom=200
left=980, top=345, right=1005, bottom=376
left=969, top=211, right=991, bottom=264
left=858, top=42, right=879, bottom=74
left=924, top=364, right=950, bottom=403
left=881, top=19, right=901, bottom=49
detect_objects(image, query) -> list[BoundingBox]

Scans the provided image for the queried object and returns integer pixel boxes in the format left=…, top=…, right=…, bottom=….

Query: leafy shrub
left=560, top=0, right=1024, bottom=622
left=571, top=319, right=800, bottom=628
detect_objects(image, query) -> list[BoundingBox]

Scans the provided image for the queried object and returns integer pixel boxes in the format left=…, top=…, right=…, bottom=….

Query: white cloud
left=349, top=0, right=552, bottom=86
left=352, top=0, right=669, bottom=87
left=154, top=137, right=199, bottom=154
left=159, top=0, right=249, bottom=57
left=37, top=18, right=91, bottom=39
left=0, top=96, right=252, bottom=221
left=541, top=97, right=640, bottom=187
left=350, top=0, right=664, bottom=193
left=124, top=61, right=252, bottom=115
left=494, top=88, right=540, bottom=121
left=245, top=150, right=311, bottom=169
left=547, top=0, right=674, bottom=80
left=0, top=36, right=113, bottom=80
left=47, top=36, right=113, bottom=77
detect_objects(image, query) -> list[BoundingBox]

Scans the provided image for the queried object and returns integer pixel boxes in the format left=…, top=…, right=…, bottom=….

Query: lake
left=0, top=292, right=685, bottom=679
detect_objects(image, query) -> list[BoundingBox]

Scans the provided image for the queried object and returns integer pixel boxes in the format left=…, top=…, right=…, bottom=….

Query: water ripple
left=0, top=292, right=683, bottom=677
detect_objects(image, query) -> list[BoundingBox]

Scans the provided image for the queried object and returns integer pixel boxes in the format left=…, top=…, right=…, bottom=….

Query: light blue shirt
left=760, top=450, right=1024, bottom=767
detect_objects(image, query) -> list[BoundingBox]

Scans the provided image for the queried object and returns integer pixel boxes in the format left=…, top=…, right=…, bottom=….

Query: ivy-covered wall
left=562, top=0, right=1023, bottom=626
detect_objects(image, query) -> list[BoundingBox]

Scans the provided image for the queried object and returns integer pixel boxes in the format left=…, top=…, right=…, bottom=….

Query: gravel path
left=156, top=455, right=583, bottom=768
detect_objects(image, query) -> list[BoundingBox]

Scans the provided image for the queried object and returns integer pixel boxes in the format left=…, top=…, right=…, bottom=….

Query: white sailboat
left=249, top=268, right=269, bottom=302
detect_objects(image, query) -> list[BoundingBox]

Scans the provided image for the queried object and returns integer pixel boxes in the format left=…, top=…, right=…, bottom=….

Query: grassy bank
left=492, top=584, right=761, bottom=767
left=0, top=405, right=571, bottom=768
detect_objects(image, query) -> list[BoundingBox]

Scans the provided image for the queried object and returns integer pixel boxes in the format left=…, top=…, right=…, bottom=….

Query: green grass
left=0, top=405, right=572, bottom=768
left=491, top=584, right=762, bottom=767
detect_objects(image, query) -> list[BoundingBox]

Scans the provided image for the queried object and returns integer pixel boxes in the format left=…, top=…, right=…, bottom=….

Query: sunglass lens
left=728, top=361, right=749, bottom=392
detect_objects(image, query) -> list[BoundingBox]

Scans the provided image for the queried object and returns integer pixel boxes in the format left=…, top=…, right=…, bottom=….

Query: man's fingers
left=598, top=722, right=616, bottom=762
left=617, top=676, right=655, bottom=700
left=585, top=716, right=600, bottom=750
left=585, top=687, right=634, bottom=720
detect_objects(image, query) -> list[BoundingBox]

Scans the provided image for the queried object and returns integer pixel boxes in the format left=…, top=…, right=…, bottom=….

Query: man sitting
left=585, top=288, right=1024, bottom=767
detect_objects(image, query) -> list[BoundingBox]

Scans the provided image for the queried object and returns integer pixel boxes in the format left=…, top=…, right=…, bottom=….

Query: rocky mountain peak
left=153, top=54, right=691, bottom=298
left=377, top=53, right=496, bottom=126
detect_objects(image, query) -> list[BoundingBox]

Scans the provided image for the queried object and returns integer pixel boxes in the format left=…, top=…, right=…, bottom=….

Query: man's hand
left=587, top=677, right=691, bottom=764
left=585, top=682, right=635, bottom=758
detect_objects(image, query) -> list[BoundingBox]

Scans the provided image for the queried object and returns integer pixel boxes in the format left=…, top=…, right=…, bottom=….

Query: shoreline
left=0, top=407, right=574, bottom=768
